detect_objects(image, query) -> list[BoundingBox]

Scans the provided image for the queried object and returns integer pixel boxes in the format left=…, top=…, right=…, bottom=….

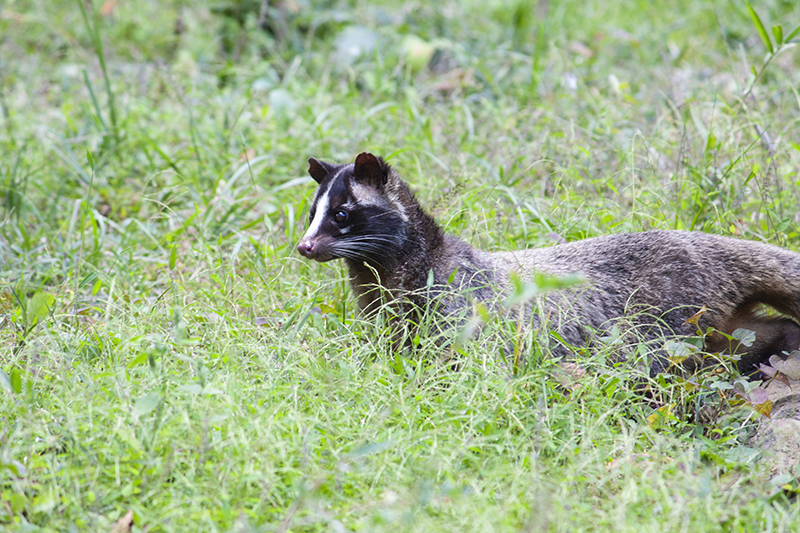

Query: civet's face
left=297, top=153, right=405, bottom=264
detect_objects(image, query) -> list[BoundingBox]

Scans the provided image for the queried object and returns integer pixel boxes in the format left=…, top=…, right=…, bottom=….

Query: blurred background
left=2, top=0, right=800, bottom=370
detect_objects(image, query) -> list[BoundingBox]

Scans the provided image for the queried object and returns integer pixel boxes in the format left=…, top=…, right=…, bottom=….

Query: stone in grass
left=748, top=376, right=800, bottom=477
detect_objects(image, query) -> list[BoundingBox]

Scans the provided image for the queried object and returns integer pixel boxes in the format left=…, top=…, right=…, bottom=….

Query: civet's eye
left=333, top=210, right=348, bottom=224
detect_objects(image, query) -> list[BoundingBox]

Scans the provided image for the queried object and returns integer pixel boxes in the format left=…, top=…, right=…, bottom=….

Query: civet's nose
left=297, top=239, right=316, bottom=259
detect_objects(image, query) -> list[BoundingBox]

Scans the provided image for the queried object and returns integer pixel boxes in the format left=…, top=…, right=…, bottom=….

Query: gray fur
left=298, top=153, right=800, bottom=376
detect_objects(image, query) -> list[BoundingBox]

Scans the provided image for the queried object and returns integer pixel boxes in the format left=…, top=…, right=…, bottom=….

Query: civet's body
left=297, top=153, right=800, bottom=376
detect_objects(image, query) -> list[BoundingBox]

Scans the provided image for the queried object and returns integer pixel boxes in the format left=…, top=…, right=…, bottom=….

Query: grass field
left=2, top=0, right=800, bottom=531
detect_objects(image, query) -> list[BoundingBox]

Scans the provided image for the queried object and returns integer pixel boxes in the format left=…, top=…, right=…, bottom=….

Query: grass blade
left=785, top=24, right=800, bottom=43
left=76, top=0, right=118, bottom=142
left=82, top=69, right=107, bottom=131
left=745, top=2, right=774, bottom=54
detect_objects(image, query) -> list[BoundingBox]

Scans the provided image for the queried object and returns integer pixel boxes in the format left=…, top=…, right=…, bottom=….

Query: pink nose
left=297, top=239, right=316, bottom=258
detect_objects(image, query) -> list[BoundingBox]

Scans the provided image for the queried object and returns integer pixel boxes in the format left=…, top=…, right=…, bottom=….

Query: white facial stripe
left=303, top=165, right=353, bottom=241
left=332, top=165, right=350, bottom=182
left=303, top=187, right=330, bottom=240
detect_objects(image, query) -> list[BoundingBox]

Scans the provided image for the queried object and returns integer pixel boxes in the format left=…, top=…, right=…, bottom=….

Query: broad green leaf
left=772, top=25, right=783, bottom=45
left=704, top=132, right=717, bottom=153
left=27, top=292, right=55, bottom=324
left=647, top=404, right=675, bottom=429
left=711, top=380, right=734, bottom=391
left=32, top=488, right=57, bottom=513
left=127, top=352, right=149, bottom=368
left=732, top=328, right=756, bottom=347
left=10, top=369, right=22, bottom=395
left=665, top=341, right=696, bottom=363
left=169, top=244, right=177, bottom=270
left=746, top=2, right=774, bottom=54
left=134, top=392, right=161, bottom=416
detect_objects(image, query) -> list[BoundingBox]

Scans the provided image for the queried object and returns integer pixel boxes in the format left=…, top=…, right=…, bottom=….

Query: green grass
left=2, top=0, right=800, bottom=530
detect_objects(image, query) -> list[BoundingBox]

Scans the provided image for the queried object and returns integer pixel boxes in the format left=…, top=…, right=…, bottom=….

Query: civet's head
left=297, top=152, right=410, bottom=263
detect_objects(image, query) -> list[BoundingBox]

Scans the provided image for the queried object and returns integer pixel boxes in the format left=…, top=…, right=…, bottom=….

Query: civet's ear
left=353, top=152, right=387, bottom=189
left=308, top=158, right=334, bottom=184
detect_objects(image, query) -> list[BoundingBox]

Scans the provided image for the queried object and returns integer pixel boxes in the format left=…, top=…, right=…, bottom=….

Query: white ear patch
left=384, top=182, right=408, bottom=222
left=350, top=180, right=409, bottom=222
left=303, top=187, right=330, bottom=240
left=350, top=182, right=382, bottom=207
